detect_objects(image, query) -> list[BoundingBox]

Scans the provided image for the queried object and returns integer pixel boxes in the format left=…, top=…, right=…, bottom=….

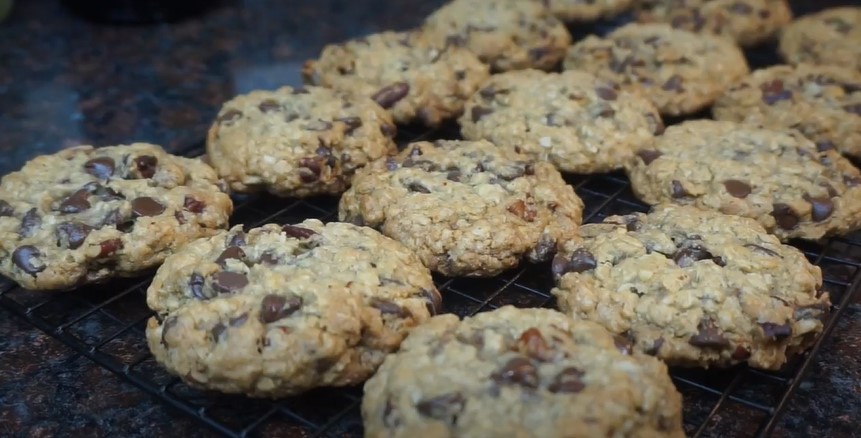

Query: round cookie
left=713, top=64, right=861, bottom=159
left=779, top=7, right=861, bottom=72
left=422, top=0, right=572, bottom=72
left=544, top=0, right=634, bottom=22
left=635, top=0, right=792, bottom=47
left=146, top=220, right=441, bottom=398
left=625, top=120, right=861, bottom=241
left=362, top=306, right=685, bottom=438
left=0, top=144, right=232, bottom=291
left=563, top=23, right=749, bottom=116
left=551, top=204, right=831, bottom=370
left=206, top=85, right=397, bottom=198
left=459, top=69, right=663, bottom=174
left=302, top=31, right=489, bottom=126
left=338, top=139, right=583, bottom=277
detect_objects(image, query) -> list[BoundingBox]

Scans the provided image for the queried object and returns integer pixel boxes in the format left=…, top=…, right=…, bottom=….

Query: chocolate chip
left=380, top=123, right=397, bottom=138
left=760, top=80, right=792, bottom=105
left=551, top=248, right=597, bottom=278
left=259, top=251, right=279, bottom=265
left=595, top=86, right=617, bottom=100
left=258, top=100, right=281, bottom=113
left=645, top=337, right=664, bottom=356
left=211, top=271, right=248, bottom=294
left=760, top=322, right=792, bottom=341
left=636, top=150, right=662, bottom=165
left=19, top=208, right=41, bottom=237
left=548, top=367, right=585, bottom=393
left=160, top=317, right=178, bottom=346
left=407, top=182, right=430, bottom=194
left=230, top=313, right=249, bottom=327
left=824, top=17, right=853, bottom=33
left=55, top=222, right=93, bottom=249
left=259, top=293, right=303, bottom=323
left=671, top=180, right=689, bottom=198
left=624, top=215, right=642, bottom=231
left=135, top=155, right=158, bottom=178
left=673, top=244, right=716, bottom=268
left=416, top=393, right=465, bottom=424
left=84, top=182, right=123, bottom=201
left=189, top=273, right=208, bottom=300
left=97, top=238, right=123, bottom=257
left=303, top=120, right=332, bottom=131
left=745, top=244, right=779, bottom=257
left=530, top=235, right=556, bottom=262
left=492, top=357, right=538, bottom=388
left=218, top=109, right=243, bottom=124
left=815, top=141, right=836, bottom=152
left=527, top=46, right=551, bottom=61
left=732, top=345, right=751, bottom=360
left=371, top=82, right=409, bottom=109
left=131, top=197, right=166, bottom=217
left=370, top=298, right=409, bottom=317
left=420, top=288, right=443, bottom=315
left=446, top=170, right=462, bottom=182
left=613, top=335, right=633, bottom=355
left=83, top=157, right=116, bottom=179
left=803, top=194, right=834, bottom=222
left=728, top=2, right=753, bottom=14
left=12, top=245, right=45, bottom=275
left=771, top=203, right=799, bottom=230
left=843, top=104, right=861, bottom=115
left=645, top=113, right=664, bottom=135
left=689, top=320, right=730, bottom=349
left=58, top=189, right=91, bottom=214
left=215, top=246, right=245, bottom=267
left=183, top=196, right=205, bottom=213
left=471, top=106, right=494, bottom=123
left=0, top=200, right=12, bottom=217
left=507, top=200, right=536, bottom=222
left=845, top=175, right=861, bottom=187
left=334, top=116, right=362, bottom=135
left=517, top=328, right=551, bottom=361
left=661, top=75, right=684, bottom=92
left=282, top=225, right=316, bottom=239
left=211, top=323, right=226, bottom=341
left=228, top=232, right=246, bottom=247
left=292, top=87, right=309, bottom=94
left=723, top=180, right=751, bottom=198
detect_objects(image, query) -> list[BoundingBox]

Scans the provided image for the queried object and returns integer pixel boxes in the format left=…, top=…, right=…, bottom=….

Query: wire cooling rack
left=2, top=1, right=859, bottom=437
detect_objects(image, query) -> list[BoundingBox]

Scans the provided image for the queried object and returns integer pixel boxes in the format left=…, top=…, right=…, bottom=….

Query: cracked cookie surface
left=362, top=306, right=684, bottom=438
left=713, top=64, right=861, bottom=159
left=634, top=0, right=792, bottom=46
left=563, top=23, right=749, bottom=116
left=339, top=139, right=583, bottom=277
left=459, top=69, right=663, bottom=174
left=779, top=7, right=861, bottom=72
left=422, top=0, right=572, bottom=72
left=0, top=144, right=232, bottom=291
left=544, top=0, right=634, bottom=22
left=146, top=220, right=440, bottom=398
left=302, top=31, right=489, bottom=126
left=206, top=85, right=397, bottom=198
left=625, top=120, right=861, bottom=241
left=552, top=204, right=830, bottom=370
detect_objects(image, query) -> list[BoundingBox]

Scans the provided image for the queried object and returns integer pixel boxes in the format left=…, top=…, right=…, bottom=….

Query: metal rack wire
left=2, top=2, right=859, bottom=436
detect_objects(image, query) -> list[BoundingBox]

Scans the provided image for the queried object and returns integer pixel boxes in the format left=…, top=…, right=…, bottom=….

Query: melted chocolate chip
left=282, top=225, right=317, bottom=239
left=183, top=196, right=205, bottom=213
left=613, top=335, right=633, bottom=355
left=416, top=393, right=465, bottom=424
left=335, top=116, right=363, bottom=134
left=12, top=245, right=44, bottom=275
left=672, top=244, right=717, bottom=268
left=371, top=82, right=409, bottom=109
left=215, top=246, right=246, bottom=267
left=471, top=106, right=494, bottom=123
left=804, top=194, right=834, bottom=222
left=131, top=197, right=166, bottom=217
left=492, top=357, right=538, bottom=388
left=259, top=293, right=303, bottom=323
left=771, top=203, right=799, bottom=230
left=689, top=320, right=730, bottom=349
left=407, top=182, right=431, bottom=194
left=258, top=100, right=282, bottom=113
left=230, top=313, right=249, bottom=327
left=759, top=322, right=792, bottom=341
left=636, top=150, right=662, bottom=165
left=211, top=272, right=248, bottom=294
left=723, top=180, right=751, bottom=198
left=58, top=189, right=91, bottom=214
left=135, top=156, right=158, bottom=178
left=189, top=273, right=208, bottom=300
left=548, top=367, right=585, bottom=393
left=84, top=157, right=116, bottom=179
left=211, top=323, right=226, bottom=341
left=370, top=298, right=409, bottom=317
left=595, top=86, right=617, bottom=100
left=97, top=238, right=123, bottom=257
left=55, top=222, right=93, bottom=249
left=218, top=109, right=243, bottom=124
left=19, top=208, right=41, bottom=237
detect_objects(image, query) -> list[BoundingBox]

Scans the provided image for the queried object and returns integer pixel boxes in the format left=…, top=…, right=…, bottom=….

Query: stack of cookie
left=2, top=1, right=859, bottom=437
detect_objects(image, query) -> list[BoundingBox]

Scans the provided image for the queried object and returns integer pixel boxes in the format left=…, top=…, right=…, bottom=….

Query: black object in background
left=60, top=0, right=221, bottom=24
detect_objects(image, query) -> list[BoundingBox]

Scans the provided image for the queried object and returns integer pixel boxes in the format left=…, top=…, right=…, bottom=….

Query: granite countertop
left=0, top=1, right=859, bottom=437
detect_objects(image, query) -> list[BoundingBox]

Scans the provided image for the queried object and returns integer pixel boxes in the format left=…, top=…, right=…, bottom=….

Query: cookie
left=713, top=64, right=861, bottom=159
left=146, top=220, right=440, bottom=398
left=625, top=120, right=861, bottom=241
left=779, top=7, right=861, bottom=72
left=634, top=0, right=792, bottom=47
left=459, top=69, right=663, bottom=174
left=362, top=306, right=685, bottom=438
left=206, top=85, right=397, bottom=198
left=302, top=31, right=489, bottom=126
left=0, top=144, right=232, bottom=291
left=544, top=0, right=634, bottom=22
left=551, top=204, right=831, bottom=370
left=422, top=0, right=572, bottom=72
left=339, top=139, right=583, bottom=277
left=563, top=23, right=749, bottom=116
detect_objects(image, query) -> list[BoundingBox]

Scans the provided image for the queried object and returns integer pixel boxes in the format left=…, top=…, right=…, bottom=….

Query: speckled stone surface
left=1, top=0, right=860, bottom=437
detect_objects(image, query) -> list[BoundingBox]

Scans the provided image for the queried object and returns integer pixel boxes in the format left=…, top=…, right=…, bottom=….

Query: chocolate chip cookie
left=302, top=31, right=489, bottom=126
left=779, top=7, right=861, bottom=72
left=206, top=85, right=397, bottom=198
left=362, top=306, right=685, bottom=438
left=563, top=23, right=749, bottom=116
left=626, top=120, right=861, bottom=241
left=634, top=0, right=792, bottom=47
left=544, top=0, right=634, bottom=22
left=339, top=140, right=583, bottom=277
left=713, top=64, right=861, bottom=159
left=552, top=204, right=830, bottom=370
left=0, top=144, right=232, bottom=291
left=459, top=69, right=663, bottom=174
left=422, top=0, right=572, bottom=72
left=146, top=220, right=440, bottom=398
